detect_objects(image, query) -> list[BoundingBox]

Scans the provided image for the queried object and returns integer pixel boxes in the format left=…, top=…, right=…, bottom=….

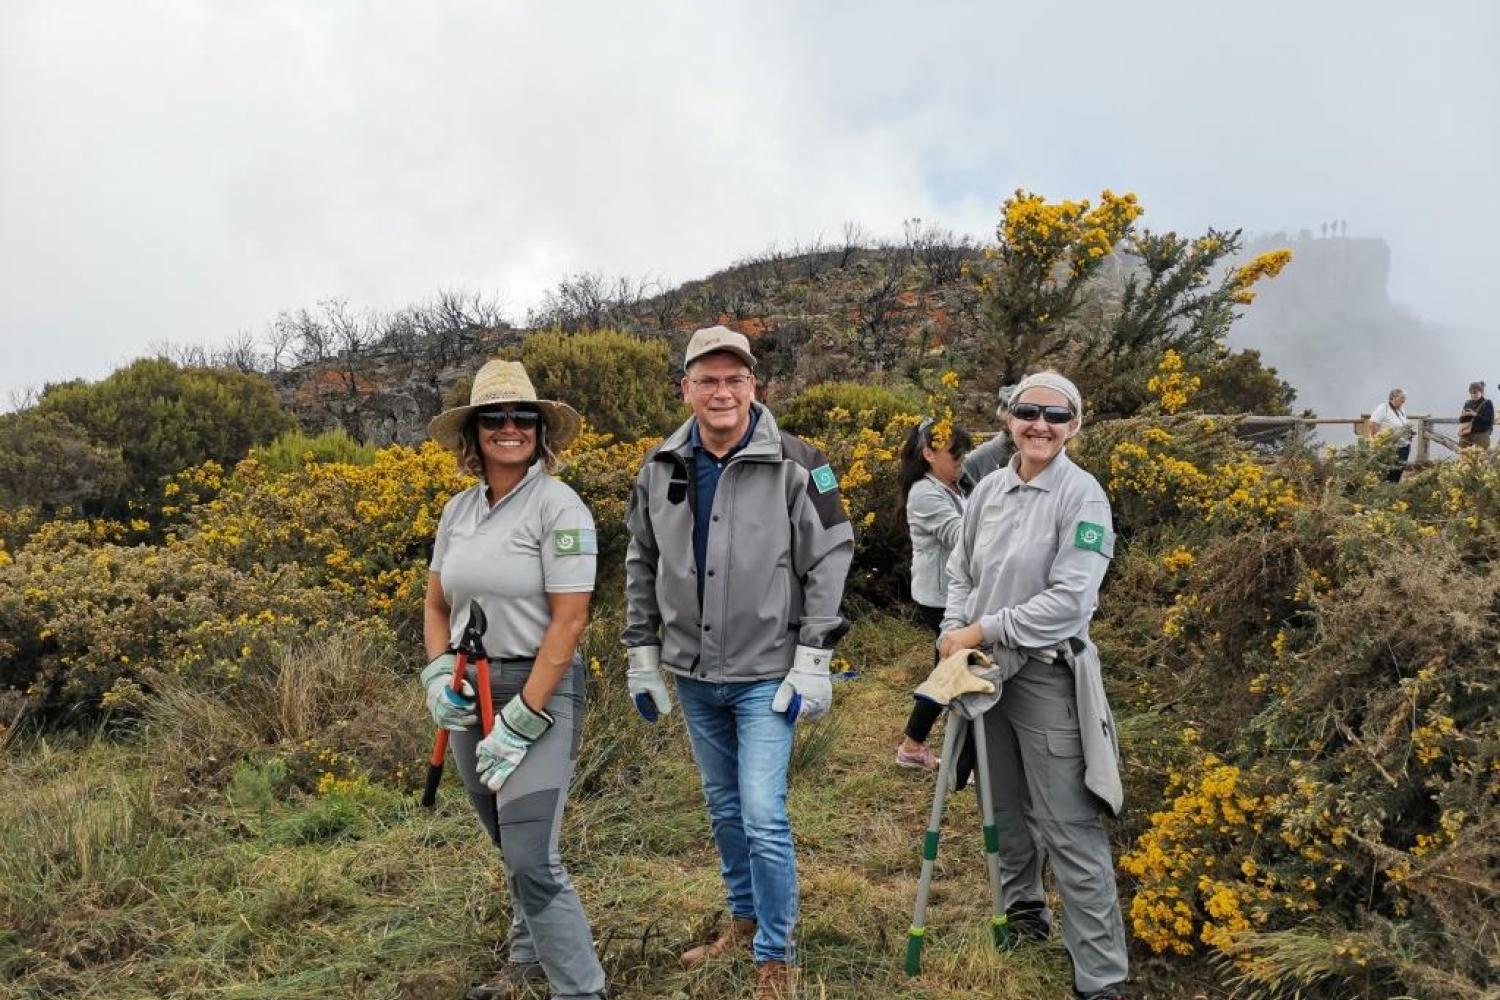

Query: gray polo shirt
left=906, top=474, right=965, bottom=608
left=941, top=448, right=1114, bottom=651
left=430, top=464, right=597, bottom=660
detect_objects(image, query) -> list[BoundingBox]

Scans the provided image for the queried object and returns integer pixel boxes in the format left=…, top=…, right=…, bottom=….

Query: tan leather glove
left=914, top=649, right=997, bottom=705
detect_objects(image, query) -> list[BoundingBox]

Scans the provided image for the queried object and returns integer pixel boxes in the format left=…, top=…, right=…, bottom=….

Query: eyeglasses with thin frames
left=689, top=374, right=754, bottom=394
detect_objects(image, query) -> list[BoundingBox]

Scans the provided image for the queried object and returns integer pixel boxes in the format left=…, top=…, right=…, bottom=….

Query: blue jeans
left=676, top=676, right=797, bottom=964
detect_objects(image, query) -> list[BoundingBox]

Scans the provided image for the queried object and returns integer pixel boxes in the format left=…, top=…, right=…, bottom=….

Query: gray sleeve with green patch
left=540, top=489, right=597, bottom=594
left=977, top=488, right=1114, bottom=649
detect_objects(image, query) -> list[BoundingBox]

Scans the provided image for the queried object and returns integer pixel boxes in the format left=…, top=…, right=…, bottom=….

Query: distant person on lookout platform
left=1459, top=381, right=1493, bottom=451
left=1367, top=388, right=1413, bottom=482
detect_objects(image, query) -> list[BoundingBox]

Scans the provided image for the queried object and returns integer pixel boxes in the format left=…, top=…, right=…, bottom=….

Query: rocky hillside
left=266, top=244, right=986, bottom=445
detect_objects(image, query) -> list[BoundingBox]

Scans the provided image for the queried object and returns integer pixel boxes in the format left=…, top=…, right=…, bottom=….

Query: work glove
left=420, top=651, right=478, bottom=731
left=626, top=645, right=673, bottom=722
left=476, top=694, right=554, bottom=793
left=771, top=645, right=834, bottom=724
left=915, top=649, right=997, bottom=706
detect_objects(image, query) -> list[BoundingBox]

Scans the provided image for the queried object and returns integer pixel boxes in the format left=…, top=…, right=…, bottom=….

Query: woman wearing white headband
left=937, top=370, right=1129, bottom=1000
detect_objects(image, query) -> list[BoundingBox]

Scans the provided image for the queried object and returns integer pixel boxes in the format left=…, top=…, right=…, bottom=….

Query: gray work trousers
left=982, top=656, right=1129, bottom=994
left=450, top=657, right=607, bottom=1000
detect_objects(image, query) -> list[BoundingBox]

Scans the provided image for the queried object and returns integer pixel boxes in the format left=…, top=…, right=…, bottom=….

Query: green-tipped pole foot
left=904, top=926, right=926, bottom=976
left=991, top=914, right=1012, bottom=950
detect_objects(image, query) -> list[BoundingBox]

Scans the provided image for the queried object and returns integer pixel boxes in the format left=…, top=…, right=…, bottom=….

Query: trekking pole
left=969, top=712, right=1008, bottom=948
left=905, top=712, right=967, bottom=976
left=421, top=601, right=494, bottom=808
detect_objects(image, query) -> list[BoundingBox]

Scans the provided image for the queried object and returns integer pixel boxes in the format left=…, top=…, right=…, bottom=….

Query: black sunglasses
left=476, top=408, right=542, bottom=430
left=1009, top=402, right=1075, bottom=425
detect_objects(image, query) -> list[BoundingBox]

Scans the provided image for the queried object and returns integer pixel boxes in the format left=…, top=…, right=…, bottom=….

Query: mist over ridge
left=1226, top=230, right=1483, bottom=432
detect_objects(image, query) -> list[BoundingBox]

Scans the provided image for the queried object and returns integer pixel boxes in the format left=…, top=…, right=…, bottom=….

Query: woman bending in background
left=893, top=418, right=973, bottom=771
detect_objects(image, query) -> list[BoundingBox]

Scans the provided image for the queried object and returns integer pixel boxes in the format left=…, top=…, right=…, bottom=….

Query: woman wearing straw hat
left=422, top=359, right=608, bottom=1000
left=938, top=371, right=1128, bottom=1000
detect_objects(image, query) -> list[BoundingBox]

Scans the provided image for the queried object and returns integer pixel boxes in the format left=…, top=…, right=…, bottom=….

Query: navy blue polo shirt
left=689, top=408, right=761, bottom=600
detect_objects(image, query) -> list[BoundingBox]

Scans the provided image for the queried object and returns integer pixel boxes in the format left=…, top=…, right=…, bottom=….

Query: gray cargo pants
left=981, top=655, right=1128, bottom=994
left=450, top=657, right=607, bottom=1000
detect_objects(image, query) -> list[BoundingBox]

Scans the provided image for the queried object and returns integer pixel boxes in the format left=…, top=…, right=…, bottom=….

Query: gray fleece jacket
left=622, top=403, right=854, bottom=683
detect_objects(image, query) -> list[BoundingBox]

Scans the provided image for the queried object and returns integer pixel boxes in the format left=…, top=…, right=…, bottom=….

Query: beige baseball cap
left=683, top=324, right=756, bottom=371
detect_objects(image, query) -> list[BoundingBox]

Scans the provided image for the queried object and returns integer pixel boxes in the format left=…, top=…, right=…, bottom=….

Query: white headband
left=1011, top=371, right=1084, bottom=426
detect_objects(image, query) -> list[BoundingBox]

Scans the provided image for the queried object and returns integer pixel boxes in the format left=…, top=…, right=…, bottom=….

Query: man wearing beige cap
left=622, top=325, right=854, bottom=998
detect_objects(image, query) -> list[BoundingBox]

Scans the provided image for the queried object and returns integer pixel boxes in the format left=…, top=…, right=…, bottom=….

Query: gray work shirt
left=430, top=463, right=597, bottom=660
left=941, top=448, right=1114, bottom=651
left=960, top=432, right=1012, bottom=490
left=906, top=474, right=965, bottom=608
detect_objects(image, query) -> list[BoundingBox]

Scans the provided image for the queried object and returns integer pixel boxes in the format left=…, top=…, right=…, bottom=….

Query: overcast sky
left=3, top=0, right=1497, bottom=409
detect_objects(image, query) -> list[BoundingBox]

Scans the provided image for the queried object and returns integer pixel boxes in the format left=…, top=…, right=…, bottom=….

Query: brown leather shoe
left=679, top=916, right=756, bottom=969
left=754, top=960, right=792, bottom=1000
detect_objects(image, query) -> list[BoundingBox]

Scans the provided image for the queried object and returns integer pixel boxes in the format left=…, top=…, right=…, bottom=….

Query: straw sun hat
left=427, top=359, right=582, bottom=455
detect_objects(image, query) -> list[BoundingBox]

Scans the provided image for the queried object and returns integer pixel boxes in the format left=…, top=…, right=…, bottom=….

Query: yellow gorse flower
left=1146, top=350, right=1201, bottom=415
left=1228, top=249, right=1293, bottom=305
left=999, top=188, right=1143, bottom=279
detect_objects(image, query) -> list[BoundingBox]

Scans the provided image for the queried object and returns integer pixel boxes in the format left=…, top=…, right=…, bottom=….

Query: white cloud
left=3, top=0, right=1496, bottom=404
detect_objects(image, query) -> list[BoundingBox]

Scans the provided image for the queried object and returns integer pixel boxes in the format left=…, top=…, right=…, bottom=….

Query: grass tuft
left=1, top=612, right=1086, bottom=998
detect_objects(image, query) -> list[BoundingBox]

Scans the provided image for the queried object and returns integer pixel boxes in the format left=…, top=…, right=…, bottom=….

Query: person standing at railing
left=1367, top=388, right=1413, bottom=481
left=1459, top=382, right=1493, bottom=451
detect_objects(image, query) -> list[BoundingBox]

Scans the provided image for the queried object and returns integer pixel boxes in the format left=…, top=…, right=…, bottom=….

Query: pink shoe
left=895, top=743, right=941, bottom=771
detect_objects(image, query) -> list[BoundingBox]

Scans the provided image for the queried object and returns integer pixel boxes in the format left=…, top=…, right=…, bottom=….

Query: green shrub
left=441, top=374, right=473, bottom=411
left=249, top=429, right=377, bottom=472
left=0, top=411, right=127, bottom=513
left=227, top=756, right=289, bottom=816
left=777, top=381, right=922, bottom=437
left=1193, top=348, right=1297, bottom=415
left=263, top=795, right=363, bottom=845
left=31, top=358, right=294, bottom=514
left=559, top=435, right=659, bottom=583
left=515, top=328, right=685, bottom=439
left=0, top=520, right=364, bottom=725
left=176, top=442, right=465, bottom=631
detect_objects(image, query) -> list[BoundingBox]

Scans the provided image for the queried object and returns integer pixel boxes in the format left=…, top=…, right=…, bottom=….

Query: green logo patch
left=1074, top=521, right=1112, bottom=556
left=553, top=528, right=598, bottom=556
left=810, top=464, right=839, bottom=494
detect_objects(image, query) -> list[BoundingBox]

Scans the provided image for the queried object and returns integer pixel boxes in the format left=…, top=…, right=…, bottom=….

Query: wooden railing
left=1231, top=414, right=1468, bottom=462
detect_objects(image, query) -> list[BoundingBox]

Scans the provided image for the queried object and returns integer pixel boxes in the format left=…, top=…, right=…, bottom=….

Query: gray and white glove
left=476, top=694, right=553, bottom=793
left=771, top=645, right=834, bottom=724
left=420, top=651, right=478, bottom=732
left=626, top=645, right=673, bottom=722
